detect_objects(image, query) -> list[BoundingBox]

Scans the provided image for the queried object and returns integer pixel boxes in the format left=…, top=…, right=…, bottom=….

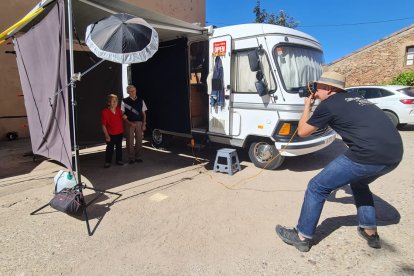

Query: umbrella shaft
left=80, top=59, right=105, bottom=78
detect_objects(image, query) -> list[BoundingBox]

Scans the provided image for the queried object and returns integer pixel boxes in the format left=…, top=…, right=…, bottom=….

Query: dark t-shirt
left=307, top=93, right=403, bottom=164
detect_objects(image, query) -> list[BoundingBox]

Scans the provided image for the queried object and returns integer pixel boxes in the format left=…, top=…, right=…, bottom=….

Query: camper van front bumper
left=275, top=129, right=337, bottom=157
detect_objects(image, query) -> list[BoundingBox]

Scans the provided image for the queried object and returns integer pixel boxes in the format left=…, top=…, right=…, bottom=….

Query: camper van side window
left=231, top=50, right=276, bottom=93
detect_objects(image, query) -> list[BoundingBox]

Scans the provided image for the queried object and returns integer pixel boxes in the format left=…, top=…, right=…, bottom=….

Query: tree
left=253, top=0, right=299, bottom=29
left=253, top=0, right=268, bottom=23
left=390, top=71, right=414, bottom=86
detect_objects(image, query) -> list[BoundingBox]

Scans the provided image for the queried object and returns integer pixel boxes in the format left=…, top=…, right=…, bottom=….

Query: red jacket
left=101, top=107, right=124, bottom=135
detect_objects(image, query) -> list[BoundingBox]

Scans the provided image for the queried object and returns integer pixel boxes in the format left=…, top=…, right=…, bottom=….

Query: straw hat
left=316, top=71, right=346, bottom=91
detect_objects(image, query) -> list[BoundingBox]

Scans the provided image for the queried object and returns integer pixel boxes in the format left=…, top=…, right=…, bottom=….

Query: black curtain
left=72, top=52, right=123, bottom=145
left=131, top=38, right=190, bottom=134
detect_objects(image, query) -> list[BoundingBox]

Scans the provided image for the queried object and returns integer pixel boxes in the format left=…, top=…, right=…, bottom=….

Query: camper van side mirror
left=255, top=80, right=268, bottom=97
left=248, top=50, right=260, bottom=72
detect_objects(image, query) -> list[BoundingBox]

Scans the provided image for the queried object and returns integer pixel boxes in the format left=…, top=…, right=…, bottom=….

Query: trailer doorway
left=189, top=40, right=209, bottom=131
left=130, top=38, right=190, bottom=135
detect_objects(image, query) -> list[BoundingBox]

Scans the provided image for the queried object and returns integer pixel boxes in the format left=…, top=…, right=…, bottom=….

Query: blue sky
left=206, top=0, right=414, bottom=64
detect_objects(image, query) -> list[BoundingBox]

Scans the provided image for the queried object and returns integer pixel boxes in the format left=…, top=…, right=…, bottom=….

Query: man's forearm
left=298, top=108, right=311, bottom=131
left=297, top=101, right=318, bottom=137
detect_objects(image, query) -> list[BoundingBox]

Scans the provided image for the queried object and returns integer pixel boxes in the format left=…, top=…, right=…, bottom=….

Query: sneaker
left=104, top=163, right=111, bottom=168
left=135, top=158, right=143, bottom=163
left=275, top=225, right=311, bottom=252
left=116, top=161, right=125, bottom=166
left=128, top=159, right=135, bottom=164
left=357, top=227, right=381, bottom=249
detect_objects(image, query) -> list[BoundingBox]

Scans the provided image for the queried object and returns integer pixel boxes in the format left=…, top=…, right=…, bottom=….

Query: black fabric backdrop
left=131, top=38, right=190, bottom=134
left=72, top=52, right=122, bottom=145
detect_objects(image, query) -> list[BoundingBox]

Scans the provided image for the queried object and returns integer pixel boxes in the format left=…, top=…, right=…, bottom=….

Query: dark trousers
left=105, top=134, right=123, bottom=163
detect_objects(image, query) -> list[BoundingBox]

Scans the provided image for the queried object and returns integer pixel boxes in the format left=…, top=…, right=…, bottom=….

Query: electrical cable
left=190, top=128, right=299, bottom=190
left=207, top=16, right=414, bottom=29
left=301, top=16, right=414, bottom=28
left=189, top=80, right=317, bottom=190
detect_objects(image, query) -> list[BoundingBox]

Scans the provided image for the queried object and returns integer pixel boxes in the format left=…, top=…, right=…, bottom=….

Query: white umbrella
left=85, top=13, right=159, bottom=64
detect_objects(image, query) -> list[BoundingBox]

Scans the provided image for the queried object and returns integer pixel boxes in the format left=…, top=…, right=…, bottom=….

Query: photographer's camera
left=298, top=82, right=317, bottom=98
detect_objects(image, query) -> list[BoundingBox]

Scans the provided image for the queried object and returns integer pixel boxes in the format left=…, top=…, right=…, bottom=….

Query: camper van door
left=209, top=35, right=232, bottom=135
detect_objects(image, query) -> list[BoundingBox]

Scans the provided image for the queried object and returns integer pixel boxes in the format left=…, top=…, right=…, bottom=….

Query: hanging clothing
left=210, top=56, right=225, bottom=108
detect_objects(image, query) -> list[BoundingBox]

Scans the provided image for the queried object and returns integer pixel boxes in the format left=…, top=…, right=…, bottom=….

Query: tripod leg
left=83, top=207, right=92, bottom=236
left=83, top=186, right=121, bottom=196
left=30, top=203, right=50, bottom=215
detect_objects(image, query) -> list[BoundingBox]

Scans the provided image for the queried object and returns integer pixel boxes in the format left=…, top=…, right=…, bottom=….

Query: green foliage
left=390, top=71, right=414, bottom=86
left=253, top=0, right=299, bottom=29
left=253, top=0, right=268, bottom=23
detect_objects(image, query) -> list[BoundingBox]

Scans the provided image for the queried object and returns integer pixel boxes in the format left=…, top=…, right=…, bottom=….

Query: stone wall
left=325, top=25, right=414, bottom=87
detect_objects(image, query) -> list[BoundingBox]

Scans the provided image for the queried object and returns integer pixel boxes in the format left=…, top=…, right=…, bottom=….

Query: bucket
left=54, top=170, right=77, bottom=193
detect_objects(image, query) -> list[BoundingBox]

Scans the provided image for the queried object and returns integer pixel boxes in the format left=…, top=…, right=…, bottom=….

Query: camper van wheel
left=248, top=141, right=284, bottom=170
left=151, top=129, right=170, bottom=149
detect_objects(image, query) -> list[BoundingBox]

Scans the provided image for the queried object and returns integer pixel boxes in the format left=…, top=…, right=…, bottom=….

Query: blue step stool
left=213, top=148, right=241, bottom=175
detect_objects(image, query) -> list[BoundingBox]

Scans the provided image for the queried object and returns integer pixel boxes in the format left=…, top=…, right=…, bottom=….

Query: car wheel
left=383, top=111, right=399, bottom=127
left=248, top=141, right=285, bottom=170
left=151, top=129, right=171, bottom=148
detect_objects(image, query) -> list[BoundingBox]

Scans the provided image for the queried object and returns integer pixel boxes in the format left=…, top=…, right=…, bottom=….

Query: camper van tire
left=151, top=129, right=171, bottom=149
left=248, top=141, right=285, bottom=170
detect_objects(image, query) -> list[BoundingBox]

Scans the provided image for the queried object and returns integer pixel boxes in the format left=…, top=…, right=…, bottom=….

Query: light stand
left=30, top=0, right=120, bottom=236
left=30, top=58, right=121, bottom=236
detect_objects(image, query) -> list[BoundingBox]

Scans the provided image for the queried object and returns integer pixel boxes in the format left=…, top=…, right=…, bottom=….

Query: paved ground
left=1, top=126, right=414, bottom=275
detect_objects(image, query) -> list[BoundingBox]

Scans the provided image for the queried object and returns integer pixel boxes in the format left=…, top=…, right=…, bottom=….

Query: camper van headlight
left=278, top=123, right=291, bottom=135
left=274, top=121, right=298, bottom=137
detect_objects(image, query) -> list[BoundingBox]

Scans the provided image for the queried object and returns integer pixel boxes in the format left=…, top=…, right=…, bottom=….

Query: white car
left=345, top=85, right=414, bottom=127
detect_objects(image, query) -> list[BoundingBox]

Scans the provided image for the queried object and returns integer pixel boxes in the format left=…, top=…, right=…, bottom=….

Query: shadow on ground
left=79, top=139, right=212, bottom=191
left=0, top=135, right=347, bottom=184
left=313, top=185, right=400, bottom=246
left=0, top=138, right=47, bottom=179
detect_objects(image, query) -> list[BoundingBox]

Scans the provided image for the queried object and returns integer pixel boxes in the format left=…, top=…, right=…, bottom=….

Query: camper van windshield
left=274, top=45, right=324, bottom=93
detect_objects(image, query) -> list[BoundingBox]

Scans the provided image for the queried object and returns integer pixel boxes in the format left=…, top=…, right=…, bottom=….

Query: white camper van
left=124, top=23, right=336, bottom=169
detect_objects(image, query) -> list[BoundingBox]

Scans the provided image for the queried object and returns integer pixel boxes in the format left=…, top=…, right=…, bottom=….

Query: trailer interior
left=130, top=38, right=209, bottom=137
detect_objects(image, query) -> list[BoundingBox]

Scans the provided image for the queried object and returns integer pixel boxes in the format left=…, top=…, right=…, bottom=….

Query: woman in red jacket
left=101, top=94, right=124, bottom=168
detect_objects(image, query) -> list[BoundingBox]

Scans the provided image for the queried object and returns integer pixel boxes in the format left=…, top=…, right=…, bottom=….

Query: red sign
left=276, top=47, right=284, bottom=56
left=213, top=41, right=226, bottom=56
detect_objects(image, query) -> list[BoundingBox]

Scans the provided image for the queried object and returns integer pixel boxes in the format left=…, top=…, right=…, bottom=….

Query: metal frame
left=30, top=0, right=121, bottom=236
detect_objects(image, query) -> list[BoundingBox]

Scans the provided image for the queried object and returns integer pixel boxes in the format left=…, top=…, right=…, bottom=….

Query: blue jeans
left=296, top=154, right=399, bottom=239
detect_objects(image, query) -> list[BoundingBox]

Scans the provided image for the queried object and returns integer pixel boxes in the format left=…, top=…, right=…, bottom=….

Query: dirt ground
left=1, top=126, right=414, bottom=275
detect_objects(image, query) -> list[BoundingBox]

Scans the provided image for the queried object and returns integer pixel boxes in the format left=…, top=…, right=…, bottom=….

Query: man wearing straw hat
left=276, top=72, right=403, bottom=252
